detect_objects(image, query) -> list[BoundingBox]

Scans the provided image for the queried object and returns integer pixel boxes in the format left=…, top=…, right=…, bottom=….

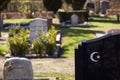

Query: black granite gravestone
left=75, top=32, right=120, bottom=80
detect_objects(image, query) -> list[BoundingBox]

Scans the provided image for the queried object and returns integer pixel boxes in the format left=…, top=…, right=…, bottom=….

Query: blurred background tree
left=64, top=0, right=86, bottom=10
left=43, top=0, right=62, bottom=13
left=0, top=0, right=10, bottom=11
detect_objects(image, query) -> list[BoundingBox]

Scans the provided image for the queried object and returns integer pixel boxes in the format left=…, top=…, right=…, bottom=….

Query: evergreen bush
left=32, top=26, right=57, bottom=56
left=8, top=27, right=30, bottom=57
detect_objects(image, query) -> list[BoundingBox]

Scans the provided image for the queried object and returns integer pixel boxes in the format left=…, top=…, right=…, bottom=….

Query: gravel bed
left=0, top=57, right=75, bottom=78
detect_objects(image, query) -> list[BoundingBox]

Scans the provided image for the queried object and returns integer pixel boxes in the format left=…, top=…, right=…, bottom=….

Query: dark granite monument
left=75, top=32, right=120, bottom=80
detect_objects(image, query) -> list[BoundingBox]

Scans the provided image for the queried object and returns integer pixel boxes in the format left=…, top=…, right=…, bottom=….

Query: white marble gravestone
left=71, top=14, right=78, bottom=25
left=29, top=18, right=48, bottom=41
left=3, top=57, right=33, bottom=80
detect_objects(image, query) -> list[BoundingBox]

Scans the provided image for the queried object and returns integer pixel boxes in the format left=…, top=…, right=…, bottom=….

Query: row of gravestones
left=87, top=0, right=110, bottom=14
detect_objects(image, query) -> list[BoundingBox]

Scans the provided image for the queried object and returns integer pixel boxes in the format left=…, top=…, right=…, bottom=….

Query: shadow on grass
left=54, top=24, right=104, bottom=58
left=89, top=19, right=120, bottom=24
left=89, top=16, right=120, bottom=24
left=60, top=27, right=103, bottom=37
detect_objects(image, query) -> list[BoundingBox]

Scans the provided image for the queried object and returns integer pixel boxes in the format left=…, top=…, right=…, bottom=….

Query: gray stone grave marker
left=3, top=57, right=33, bottom=80
left=29, top=18, right=48, bottom=41
left=71, top=14, right=78, bottom=25
left=0, top=18, right=3, bottom=29
left=100, top=0, right=110, bottom=14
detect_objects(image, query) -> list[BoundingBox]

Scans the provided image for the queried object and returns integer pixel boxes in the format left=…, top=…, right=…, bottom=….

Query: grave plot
left=29, top=18, right=62, bottom=58
left=7, top=18, right=62, bottom=58
left=75, top=32, right=120, bottom=80
left=58, top=10, right=89, bottom=27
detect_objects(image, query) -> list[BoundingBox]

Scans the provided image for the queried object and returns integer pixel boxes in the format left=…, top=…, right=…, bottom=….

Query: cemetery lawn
left=0, top=16, right=120, bottom=80
left=1, top=16, right=120, bottom=58
left=0, top=44, right=9, bottom=56
left=55, top=16, right=120, bottom=57
left=4, top=19, right=32, bottom=23
left=35, top=73, right=74, bottom=80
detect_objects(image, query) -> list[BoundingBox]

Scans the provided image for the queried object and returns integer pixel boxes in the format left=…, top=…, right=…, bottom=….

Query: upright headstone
left=71, top=14, right=78, bottom=25
left=3, top=57, right=33, bottom=80
left=29, top=18, right=48, bottom=41
left=100, top=0, right=110, bottom=14
left=0, top=18, right=3, bottom=29
left=75, top=33, right=120, bottom=80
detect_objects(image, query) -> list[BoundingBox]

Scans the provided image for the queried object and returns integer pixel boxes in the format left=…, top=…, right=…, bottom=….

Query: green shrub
left=32, top=26, right=57, bottom=56
left=8, top=27, right=30, bottom=57
left=46, top=26, right=57, bottom=55
left=9, top=26, right=21, bottom=37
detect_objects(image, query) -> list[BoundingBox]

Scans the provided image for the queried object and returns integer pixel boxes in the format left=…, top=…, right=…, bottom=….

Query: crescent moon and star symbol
left=90, top=52, right=101, bottom=62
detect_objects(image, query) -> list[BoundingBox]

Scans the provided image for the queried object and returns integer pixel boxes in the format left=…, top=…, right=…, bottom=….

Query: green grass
left=57, top=27, right=95, bottom=57
left=0, top=44, right=9, bottom=56
left=35, top=73, right=74, bottom=80
left=0, top=16, right=120, bottom=80
left=4, top=19, right=32, bottom=24
left=89, top=16, right=120, bottom=31
left=55, top=16, right=120, bottom=58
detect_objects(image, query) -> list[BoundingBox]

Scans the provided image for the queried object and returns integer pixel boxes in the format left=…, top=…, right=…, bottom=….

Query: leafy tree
left=43, top=0, right=62, bottom=13
left=0, top=0, right=10, bottom=11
